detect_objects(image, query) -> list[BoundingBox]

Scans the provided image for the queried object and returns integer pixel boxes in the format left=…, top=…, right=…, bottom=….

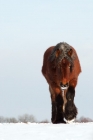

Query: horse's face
left=56, top=58, right=72, bottom=86
left=49, top=43, right=73, bottom=87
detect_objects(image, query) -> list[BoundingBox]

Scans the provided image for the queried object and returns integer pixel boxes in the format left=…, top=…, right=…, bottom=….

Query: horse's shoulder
left=70, top=46, right=82, bottom=75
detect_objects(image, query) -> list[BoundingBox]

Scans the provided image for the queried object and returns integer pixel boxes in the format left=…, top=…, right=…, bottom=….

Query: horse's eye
left=68, top=65, right=72, bottom=72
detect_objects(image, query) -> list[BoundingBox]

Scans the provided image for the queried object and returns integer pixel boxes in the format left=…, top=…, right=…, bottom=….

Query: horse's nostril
left=66, top=83, right=69, bottom=86
left=60, top=82, right=63, bottom=87
left=60, top=82, right=69, bottom=89
left=60, top=82, right=69, bottom=87
left=64, top=84, right=67, bottom=87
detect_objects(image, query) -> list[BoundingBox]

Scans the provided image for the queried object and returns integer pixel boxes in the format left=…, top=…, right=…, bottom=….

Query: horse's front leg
left=56, top=94, right=66, bottom=123
left=49, top=85, right=65, bottom=124
left=49, top=86, right=57, bottom=123
left=64, top=86, right=78, bottom=121
left=51, top=100, right=57, bottom=123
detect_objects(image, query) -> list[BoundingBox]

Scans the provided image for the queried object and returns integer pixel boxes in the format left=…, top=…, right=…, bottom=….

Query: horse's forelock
left=49, top=42, right=74, bottom=66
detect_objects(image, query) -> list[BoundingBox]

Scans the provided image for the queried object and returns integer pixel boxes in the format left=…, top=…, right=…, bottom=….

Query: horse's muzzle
left=60, top=82, right=69, bottom=90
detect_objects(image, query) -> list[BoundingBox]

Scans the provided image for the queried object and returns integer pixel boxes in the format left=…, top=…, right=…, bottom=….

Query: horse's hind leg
left=64, top=86, right=78, bottom=121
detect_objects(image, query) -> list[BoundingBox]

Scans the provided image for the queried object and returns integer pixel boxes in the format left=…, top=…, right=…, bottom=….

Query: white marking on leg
left=62, top=89, right=67, bottom=112
left=64, top=118, right=75, bottom=124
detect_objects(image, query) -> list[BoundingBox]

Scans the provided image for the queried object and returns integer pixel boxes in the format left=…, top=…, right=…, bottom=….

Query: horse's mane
left=49, top=42, right=74, bottom=67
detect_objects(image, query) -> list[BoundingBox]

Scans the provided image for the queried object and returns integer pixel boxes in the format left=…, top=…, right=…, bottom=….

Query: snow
left=0, top=123, right=93, bottom=140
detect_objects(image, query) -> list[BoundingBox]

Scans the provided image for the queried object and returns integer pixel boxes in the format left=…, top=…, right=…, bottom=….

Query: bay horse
left=42, top=42, right=81, bottom=124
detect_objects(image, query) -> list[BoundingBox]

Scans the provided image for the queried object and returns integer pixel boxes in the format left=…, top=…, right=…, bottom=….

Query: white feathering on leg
left=64, top=118, right=75, bottom=124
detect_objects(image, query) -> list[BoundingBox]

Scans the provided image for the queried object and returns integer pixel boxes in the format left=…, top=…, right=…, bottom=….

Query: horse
left=41, top=42, right=81, bottom=124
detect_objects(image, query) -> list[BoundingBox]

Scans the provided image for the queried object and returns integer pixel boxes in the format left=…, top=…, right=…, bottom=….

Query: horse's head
left=49, top=42, right=74, bottom=88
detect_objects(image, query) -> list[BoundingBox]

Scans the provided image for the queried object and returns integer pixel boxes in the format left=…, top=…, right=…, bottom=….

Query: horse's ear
left=55, top=49, right=61, bottom=58
left=68, top=49, right=73, bottom=57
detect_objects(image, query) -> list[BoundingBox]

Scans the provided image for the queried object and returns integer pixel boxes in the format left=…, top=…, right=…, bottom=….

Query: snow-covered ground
left=0, top=123, right=93, bottom=140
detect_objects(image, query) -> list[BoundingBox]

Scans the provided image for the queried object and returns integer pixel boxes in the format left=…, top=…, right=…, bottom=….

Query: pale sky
left=0, top=0, right=93, bottom=121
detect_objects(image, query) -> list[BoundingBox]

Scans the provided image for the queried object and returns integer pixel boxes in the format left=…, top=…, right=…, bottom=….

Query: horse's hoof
left=64, top=118, right=75, bottom=124
left=52, top=120, right=66, bottom=124
left=51, top=117, right=66, bottom=124
left=61, top=120, right=66, bottom=124
left=64, top=101, right=78, bottom=121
